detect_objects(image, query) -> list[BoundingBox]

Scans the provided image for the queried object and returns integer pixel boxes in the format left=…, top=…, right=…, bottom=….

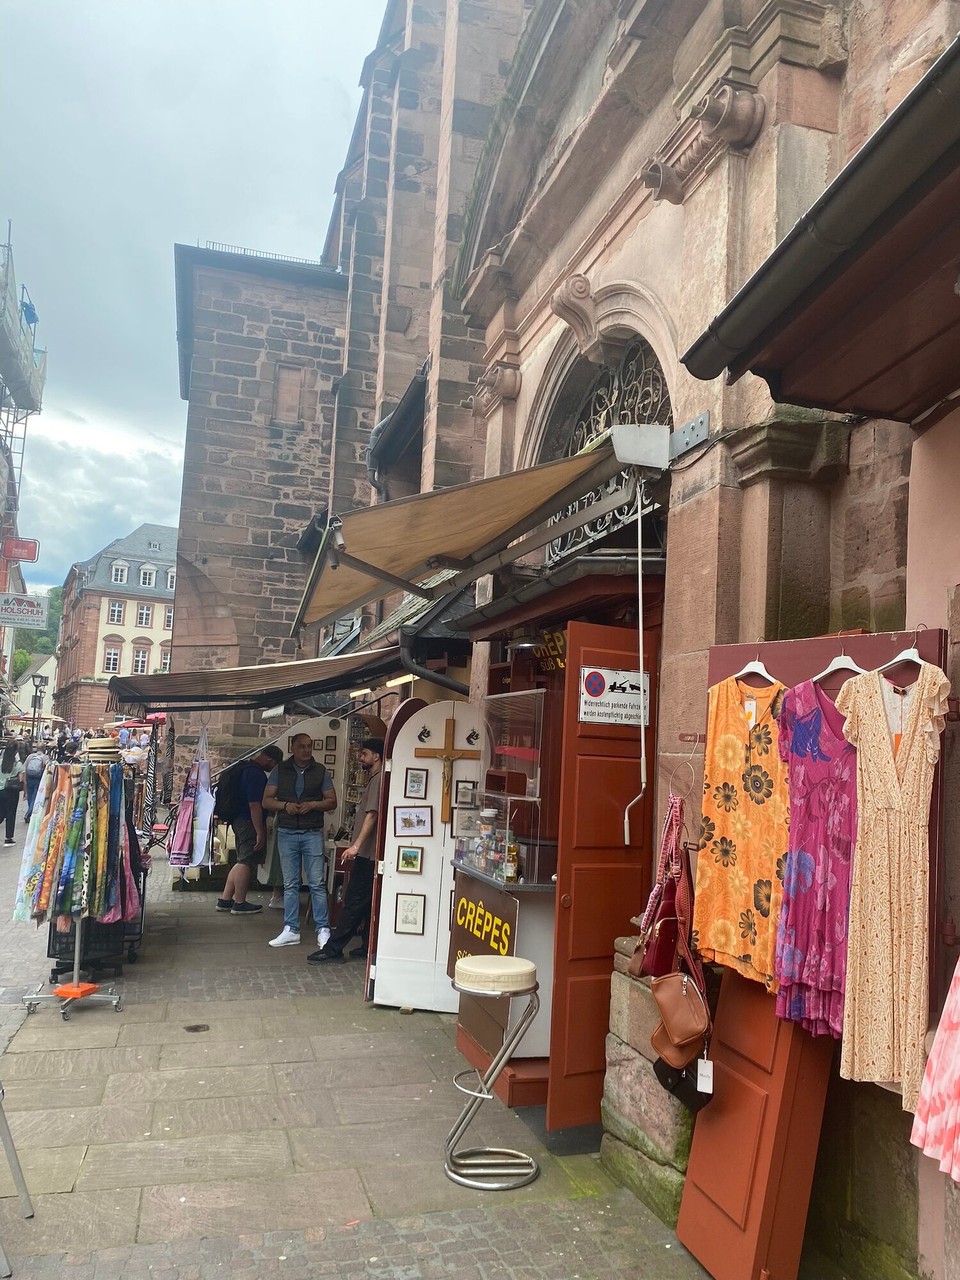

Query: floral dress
left=775, top=680, right=857, bottom=1037
left=836, top=662, right=950, bottom=1112
left=693, top=677, right=789, bottom=990
left=913, top=956, right=960, bottom=1180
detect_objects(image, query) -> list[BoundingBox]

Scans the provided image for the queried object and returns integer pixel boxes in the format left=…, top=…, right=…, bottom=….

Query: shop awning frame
left=106, top=646, right=406, bottom=716
left=292, top=438, right=661, bottom=634
left=681, top=34, right=960, bottom=425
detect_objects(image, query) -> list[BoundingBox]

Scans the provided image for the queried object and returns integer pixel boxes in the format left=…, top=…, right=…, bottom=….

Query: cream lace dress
left=835, top=662, right=950, bottom=1112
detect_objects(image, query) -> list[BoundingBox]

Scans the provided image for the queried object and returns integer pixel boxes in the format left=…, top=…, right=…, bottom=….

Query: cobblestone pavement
left=0, top=819, right=712, bottom=1279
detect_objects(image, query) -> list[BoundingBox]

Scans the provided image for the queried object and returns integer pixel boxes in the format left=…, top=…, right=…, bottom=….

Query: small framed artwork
left=454, top=779, right=477, bottom=807
left=324, top=753, right=336, bottom=766
left=404, top=766, right=428, bottom=800
left=395, top=892, right=426, bottom=935
left=394, top=805, right=433, bottom=838
left=396, top=845, right=423, bottom=874
left=453, top=806, right=481, bottom=839
left=324, top=735, right=337, bottom=751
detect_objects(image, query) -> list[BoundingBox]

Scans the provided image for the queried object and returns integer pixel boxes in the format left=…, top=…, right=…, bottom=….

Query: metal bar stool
left=444, top=955, right=541, bottom=1190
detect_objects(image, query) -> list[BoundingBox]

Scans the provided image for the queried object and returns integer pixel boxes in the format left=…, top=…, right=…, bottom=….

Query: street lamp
left=30, top=673, right=48, bottom=744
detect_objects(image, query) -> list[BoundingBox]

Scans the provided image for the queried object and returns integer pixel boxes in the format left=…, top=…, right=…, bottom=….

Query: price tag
left=697, top=1058, right=715, bottom=1094
left=743, top=698, right=757, bottom=730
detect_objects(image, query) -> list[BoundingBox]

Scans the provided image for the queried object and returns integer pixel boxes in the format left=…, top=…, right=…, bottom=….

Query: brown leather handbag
left=650, top=970, right=710, bottom=1068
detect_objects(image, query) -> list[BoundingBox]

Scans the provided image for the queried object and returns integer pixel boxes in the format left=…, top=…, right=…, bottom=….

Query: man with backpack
left=214, top=743, right=284, bottom=916
left=22, top=744, right=47, bottom=822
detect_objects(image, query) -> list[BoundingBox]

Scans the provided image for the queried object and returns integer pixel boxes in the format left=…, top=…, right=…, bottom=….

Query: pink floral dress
left=913, top=957, right=960, bottom=1180
left=775, top=680, right=857, bottom=1037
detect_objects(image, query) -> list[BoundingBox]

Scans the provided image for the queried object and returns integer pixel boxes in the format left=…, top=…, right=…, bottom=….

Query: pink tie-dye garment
left=912, top=958, right=960, bottom=1181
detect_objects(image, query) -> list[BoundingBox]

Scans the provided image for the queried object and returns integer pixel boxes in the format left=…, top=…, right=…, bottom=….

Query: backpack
left=213, top=761, right=250, bottom=822
left=25, top=753, right=45, bottom=778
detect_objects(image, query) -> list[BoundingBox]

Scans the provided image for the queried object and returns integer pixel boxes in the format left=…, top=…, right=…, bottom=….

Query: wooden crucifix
left=414, top=716, right=481, bottom=825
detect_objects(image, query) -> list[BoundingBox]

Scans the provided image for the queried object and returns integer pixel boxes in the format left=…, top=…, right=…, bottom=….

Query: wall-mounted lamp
left=348, top=687, right=372, bottom=699
left=385, top=673, right=416, bottom=688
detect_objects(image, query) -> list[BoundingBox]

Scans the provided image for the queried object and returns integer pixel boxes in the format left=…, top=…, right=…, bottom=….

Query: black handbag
left=653, top=1055, right=713, bottom=1113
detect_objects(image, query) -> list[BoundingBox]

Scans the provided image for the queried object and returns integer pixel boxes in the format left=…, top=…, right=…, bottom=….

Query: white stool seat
left=454, top=955, right=537, bottom=995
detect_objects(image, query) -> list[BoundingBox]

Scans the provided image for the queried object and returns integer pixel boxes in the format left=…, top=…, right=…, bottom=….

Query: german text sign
left=1, top=538, right=39, bottom=562
left=446, top=871, right=519, bottom=979
left=579, top=665, right=649, bottom=725
left=0, top=593, right=48, bottom=631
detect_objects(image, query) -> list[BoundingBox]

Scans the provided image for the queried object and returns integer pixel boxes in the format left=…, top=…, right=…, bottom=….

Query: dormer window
left=111, top=561, right=128, bottom=585
left=166, top=568, right=176, bottom=591
left=148, top=540, right=161, bottom=551
left=139, top=564, right=156, bottom=588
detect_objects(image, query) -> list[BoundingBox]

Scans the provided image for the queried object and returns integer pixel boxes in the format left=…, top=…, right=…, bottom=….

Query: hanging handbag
left=653, top=1056, right=714, bottom=1114
left=628, top=794, right=685, bottom=980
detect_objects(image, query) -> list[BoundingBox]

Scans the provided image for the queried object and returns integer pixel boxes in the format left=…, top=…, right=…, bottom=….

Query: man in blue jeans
left=262, top=733, right=337, bottom=948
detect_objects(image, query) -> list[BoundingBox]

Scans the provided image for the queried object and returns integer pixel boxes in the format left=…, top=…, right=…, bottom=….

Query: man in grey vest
left=262, top=733, right=337, bottom=948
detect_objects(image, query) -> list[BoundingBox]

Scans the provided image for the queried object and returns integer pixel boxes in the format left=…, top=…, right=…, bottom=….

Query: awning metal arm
left=332, top=550, right=434, bottom=600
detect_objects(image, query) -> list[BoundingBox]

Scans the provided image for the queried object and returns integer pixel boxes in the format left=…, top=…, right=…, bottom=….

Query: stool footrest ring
left=452, top=1068, right=493, bottom=1100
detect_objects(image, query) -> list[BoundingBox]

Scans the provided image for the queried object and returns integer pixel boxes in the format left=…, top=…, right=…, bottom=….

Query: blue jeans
left=25, top=774, right=40, bottom=819
left=277, top=828, right=329, bottom=935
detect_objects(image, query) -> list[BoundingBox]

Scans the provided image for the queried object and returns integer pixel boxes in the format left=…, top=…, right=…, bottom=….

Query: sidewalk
left=0, top=828, right=709, bottom=1279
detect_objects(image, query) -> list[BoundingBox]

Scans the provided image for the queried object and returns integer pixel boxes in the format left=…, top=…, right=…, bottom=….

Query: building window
left=108, top=600, right=125, bottom=625
left=164, top=605, right=174, bottom=630
left=103, top=647, right=121, bottom=674
left=132, top=648, right=149, bottom=675
left=166, top=568, right=176, bottom=591
left=148, top=540, right=160, bottom=551
left=139, top=567, right=156, bottom=588
left=159, top=649, right=171, bottom=673
left=137, top=603, right=153, bottom=628
left=111, top=563, right=128, bottom=584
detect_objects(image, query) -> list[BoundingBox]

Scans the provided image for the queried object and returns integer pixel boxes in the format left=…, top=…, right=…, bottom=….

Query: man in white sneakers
left=262, top=734, right=337, bottom=948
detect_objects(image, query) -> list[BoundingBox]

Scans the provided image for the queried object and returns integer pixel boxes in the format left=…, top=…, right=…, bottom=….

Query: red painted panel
left=547, top=621, right=660, bottom=1131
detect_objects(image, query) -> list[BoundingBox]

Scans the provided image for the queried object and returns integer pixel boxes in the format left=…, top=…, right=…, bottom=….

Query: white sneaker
left=268, top=927, right=301, bottom=947
left=317, top=927, right=331, bottom=949
left=268, top=898, right=284, bottom=909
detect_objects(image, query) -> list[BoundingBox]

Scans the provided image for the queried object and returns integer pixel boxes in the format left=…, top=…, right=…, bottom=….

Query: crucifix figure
left=414, top=716, right=481, bottom=824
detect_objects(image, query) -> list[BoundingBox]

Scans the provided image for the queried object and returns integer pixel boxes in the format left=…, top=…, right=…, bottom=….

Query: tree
left=14, top=586, right=63, bottom=657
left=12, top=649, right=31, bottom=682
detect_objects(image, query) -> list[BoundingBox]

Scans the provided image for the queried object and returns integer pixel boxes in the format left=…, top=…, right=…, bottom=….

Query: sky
left=1, top=0, right=387, bottom=592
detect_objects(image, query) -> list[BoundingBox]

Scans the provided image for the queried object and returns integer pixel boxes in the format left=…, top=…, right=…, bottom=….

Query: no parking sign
left=578, top=666, right=649, bottom=725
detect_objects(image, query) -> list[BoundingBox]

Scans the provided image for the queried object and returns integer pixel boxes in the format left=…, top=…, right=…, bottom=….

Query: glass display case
left=453, top=689, right=557, bottom=887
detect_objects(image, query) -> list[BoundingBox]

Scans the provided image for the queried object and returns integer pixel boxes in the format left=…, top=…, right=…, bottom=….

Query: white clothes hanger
left=875, top=625, right=926, bottom=676
left=812, top=637, right=866, bottom=684
left=731, top=641, right=778, bottom=687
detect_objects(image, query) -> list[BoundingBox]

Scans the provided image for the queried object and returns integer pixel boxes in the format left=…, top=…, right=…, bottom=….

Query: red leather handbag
left=628, top=794, right=685, bottom=980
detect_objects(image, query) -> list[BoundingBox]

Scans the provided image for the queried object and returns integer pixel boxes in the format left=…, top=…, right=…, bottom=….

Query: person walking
left=22, top=744, right=47, bottom=822
left=262, top=734, right=337, bottom=948
left=308, top=738, right=382, bottom=965
left=215, top=744, right=283, bottom=916
left=0, top=740, right=25, bottom=846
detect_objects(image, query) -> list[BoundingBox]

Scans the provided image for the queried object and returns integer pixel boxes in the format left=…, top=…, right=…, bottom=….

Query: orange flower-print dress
left=693, top=677, right=790, bottom=989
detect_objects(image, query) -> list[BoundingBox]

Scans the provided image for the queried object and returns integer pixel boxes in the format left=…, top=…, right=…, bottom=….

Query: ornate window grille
left=545, top=337, right=672, bottom=562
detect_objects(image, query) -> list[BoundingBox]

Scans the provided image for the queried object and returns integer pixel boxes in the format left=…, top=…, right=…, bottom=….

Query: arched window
left=539, top=336, right=673, bottom=563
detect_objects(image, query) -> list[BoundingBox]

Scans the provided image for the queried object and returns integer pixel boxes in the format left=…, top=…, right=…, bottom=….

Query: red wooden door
left=676, top=973, right=834, bottom=1280
left=546, top=621, right=659, bottom=1130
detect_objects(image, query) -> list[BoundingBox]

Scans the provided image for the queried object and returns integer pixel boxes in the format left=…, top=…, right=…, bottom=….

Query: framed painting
left=393, top=806, right=433, bottom=838
left=395, top=892, right=426, bottom=935
left=404, top=766, right=428, bottom=800
left=396, top=845, right=423, bottom=874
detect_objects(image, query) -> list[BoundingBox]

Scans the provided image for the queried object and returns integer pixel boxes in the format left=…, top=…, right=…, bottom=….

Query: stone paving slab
left=288, top=1116, right=458, bottom=1172
left=5, top=1017, right=122, bottom=1051
left=116, top=1015, right=267, bottom=1045
left=150, top=1091, right=335, bottom=1139
left=330, top=1080, right=464, bottom=1125
left=0, top=1188, right=142, bottom=1255
left=102, top=1063, right=275, bottom=1103
left=76, top=1130, right=292, bottom=1190
left=0, top=1143, right=86, bottom=1196
left=157, top=1035, right=315, bottom=1070
left=274, top=1052, right=441, bottom=1092
left=0, top=1046, right=161, bottom=1079
left=6, top=1102, right=154, bottom=1147
left=0, top=1077, right=107, bottom=1111
left=137, top=1170, right=372, bottom=1243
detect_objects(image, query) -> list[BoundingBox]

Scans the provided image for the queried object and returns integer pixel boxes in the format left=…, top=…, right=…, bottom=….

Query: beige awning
left=293, top=442, right=629, bottom=631
left=107, top=646, right=404, bottom=714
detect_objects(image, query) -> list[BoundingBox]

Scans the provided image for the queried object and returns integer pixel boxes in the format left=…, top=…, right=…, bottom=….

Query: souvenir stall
left=673, top=628, right=950, bottom=1280
left=373, top=699, right=480, bottom=1014
left=13, top=752, right=145, bottom=1018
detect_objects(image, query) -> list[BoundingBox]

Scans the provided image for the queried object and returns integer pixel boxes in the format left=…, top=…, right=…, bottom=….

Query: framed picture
left=324, top=753, right=336, bottom=766
left=324, top=735, right=337, bottom=751
left=395, top=892, right=426, bottom=935
left=452, top=806, right=481, bottom=839
left=454, top=779, right=477, bottom=807
left=396, top=845, right=423, bottom=874
left=404, top=766, right=428, bottom=800
left=394, top=805, right=433, bottom=838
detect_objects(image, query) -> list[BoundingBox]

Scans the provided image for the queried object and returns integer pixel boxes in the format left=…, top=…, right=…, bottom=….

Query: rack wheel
left=115, top=997, right=124, bottom=1012
left=49, top=970, right=60, bottom=985
left=61, top=1010, right=70, bottom=1022
left=127, top=947, right=138, bottom=963
left=25, top=1003, right=37, bottom=1015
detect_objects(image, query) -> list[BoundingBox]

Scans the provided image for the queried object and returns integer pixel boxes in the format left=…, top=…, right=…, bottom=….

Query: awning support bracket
left=332, top=550, right=434, bottom=600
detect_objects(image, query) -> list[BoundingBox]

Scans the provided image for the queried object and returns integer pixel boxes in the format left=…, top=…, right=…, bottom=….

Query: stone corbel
left=728, top=415, right=851, bottom=488
left=690, top=85, right=765, bottom=147
left=640, top=160, right=683, bottom=204
left=550, top=275, right=628, bottom=367
left=476, top=361, right=522, bottom=417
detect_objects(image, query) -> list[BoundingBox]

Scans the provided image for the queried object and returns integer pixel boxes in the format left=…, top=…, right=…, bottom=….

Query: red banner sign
left=2, top=538, right=39, bottom=562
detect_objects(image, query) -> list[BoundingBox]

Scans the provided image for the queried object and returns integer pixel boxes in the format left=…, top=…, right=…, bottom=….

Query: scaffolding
left=0, top=230, right=46, bottom=497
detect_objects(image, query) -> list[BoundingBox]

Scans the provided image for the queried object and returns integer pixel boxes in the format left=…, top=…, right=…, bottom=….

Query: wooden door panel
left=568, top=864, right=641, bottom=958
left=571, top=756, right=647, bottom=845
left=547, top=620, right=659, bottom=1131
left=562, top=976, right=611, bottom=1074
